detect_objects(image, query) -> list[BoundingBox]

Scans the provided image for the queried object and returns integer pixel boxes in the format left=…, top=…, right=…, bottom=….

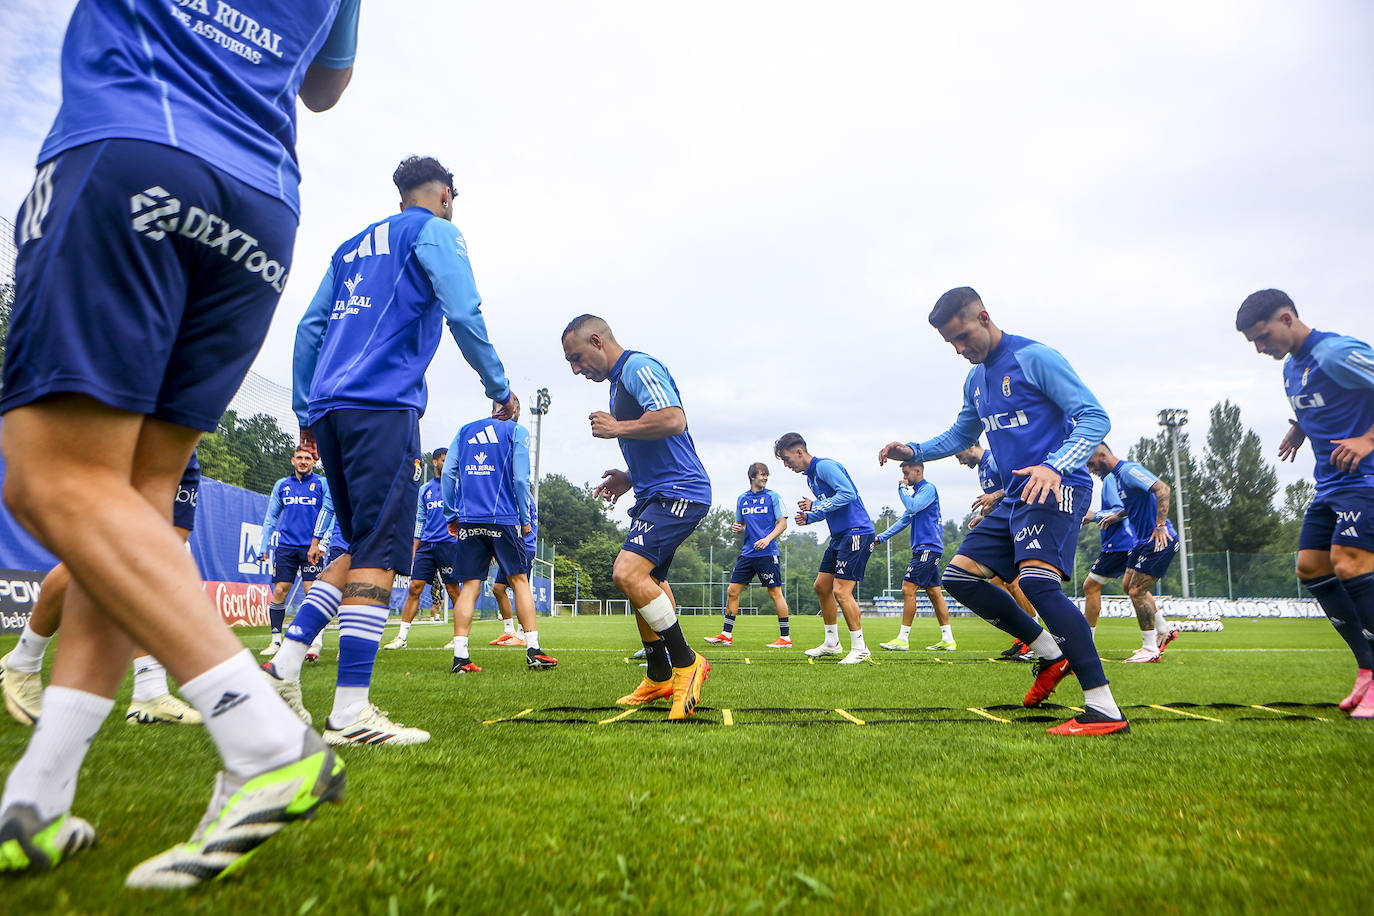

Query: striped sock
left=778, top=617, right=789, bottom=638
left=722, top=614, right=736, bottom=636
left=336, top=604, right=388, bottom=689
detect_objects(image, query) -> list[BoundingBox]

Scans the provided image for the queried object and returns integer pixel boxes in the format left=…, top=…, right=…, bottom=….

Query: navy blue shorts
left=903, top=550, right=942, bottom=587
left=326, top=544, right=349, bottom=567
left=623, top=497, right=710, bottom=581
left=2, top=140, right=296, bottom=431
left=731, top=554, right=782, bottom=587
left=273, top=543, right=320, bottom=585
left=312, top=408, right=421, bottom=571
left=455, top=524, right=529, bottom=581
left=957, top=487, right=1087, bottom=582
left=820, top=531, right=875, bottom=582
left=1299, top=487, right=1374, bottom=554
left=411, top=539, right=460, bottom=585
left=494, top=548, right=536, bottom=586
left=1128, top=538, right=1177, bottom=579
left=172, top=452, right=201, bottom=531
left=1088, top=549, right=1130, bottom=581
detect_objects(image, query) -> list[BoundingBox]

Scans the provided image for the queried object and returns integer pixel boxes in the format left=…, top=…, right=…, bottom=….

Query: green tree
left=536, top=474, right=620, bottom=555
left=196, top=432, right=247, bottom=487
left=1194, top=400, right=1279, bottom=554
left=214, top=409, right=297, bottom=494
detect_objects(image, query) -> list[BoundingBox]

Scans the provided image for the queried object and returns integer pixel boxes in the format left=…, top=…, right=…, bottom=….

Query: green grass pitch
left=2, top=615, right=1371, bottom=914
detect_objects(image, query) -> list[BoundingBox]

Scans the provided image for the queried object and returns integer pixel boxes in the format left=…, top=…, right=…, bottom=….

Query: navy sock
left=778, top=616, right=790, bottom=638
left=941, top=566, right=1042, bottom=644
left=1303, top=575, right=1374, bottom=670
left=643, top=640, right=672, bottom=681
left=1339, top=572, right=1374, bottom=645
left=722, top=614, right=736, bottom=635
left=269, top=602, right=286, bottom=635
left=654, top=622, right=697, bottom=668
left=1017, top=566, right=1108, bottom=690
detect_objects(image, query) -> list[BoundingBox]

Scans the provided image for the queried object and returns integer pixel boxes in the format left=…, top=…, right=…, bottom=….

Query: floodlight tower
left=531, top=387, right=551, bottom=510
left=1157, top=408, right=1191, bottom=598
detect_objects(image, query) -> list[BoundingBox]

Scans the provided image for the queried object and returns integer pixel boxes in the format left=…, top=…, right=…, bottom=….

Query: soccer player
left=442, top=401, right=557, bottom=672
left=273, top=155, right=516, bottom=746
left=1079, top=471, right=1137, bottom=637
left=490, top=501, right=539, bottom=646
left=706, top=463, right=792, bottom=648
left=956, top=444, right=1039, bottom=659
left=878, top=287, right=1128, bottom=736
left=1085, top=444, right=1178, bottom=661
left=561, top=315, right=711, bottom=719
left=258, top=448, right=328, bottom=657
left=0, top=0, right=357, bottom=883
left=1237, top=289, right=1374, bottom=718
left=875, top=460, right=955, bottom=651
left=2, top=456, right=205, bottom=726
left=384, top=449, right=462, bottom=650
left=775, top=434, right=875, bottom=664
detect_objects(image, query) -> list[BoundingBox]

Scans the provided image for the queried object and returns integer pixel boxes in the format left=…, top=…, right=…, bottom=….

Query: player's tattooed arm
left=343, top=583, right=392, bottom=603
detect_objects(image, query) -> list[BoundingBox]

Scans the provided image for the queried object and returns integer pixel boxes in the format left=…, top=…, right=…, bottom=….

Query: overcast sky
left=3, top=2, right=1372, bottom=531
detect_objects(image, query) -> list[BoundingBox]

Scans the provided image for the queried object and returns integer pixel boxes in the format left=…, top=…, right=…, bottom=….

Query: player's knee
left=812, top=577, right=827, bottom=597
left=1126, top=579, right=1149, bottom=600
left=1332, top=554, right=1370, bottom=580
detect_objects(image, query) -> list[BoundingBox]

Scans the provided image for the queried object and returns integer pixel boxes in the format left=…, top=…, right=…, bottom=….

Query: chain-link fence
left=1, top=215, right=16, bottom=386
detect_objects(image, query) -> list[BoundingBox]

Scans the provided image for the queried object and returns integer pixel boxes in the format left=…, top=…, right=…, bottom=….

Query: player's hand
left=521, top=524, right=532, bottom=537
left=1098, top=513, right=1123, bottom=531
left=794, top=510, right=809, bottom=526
left=797, top=497, right=813, bottom=512
left=1278, top=421, right=1305, bottom=462
left=971, top=492, right=1000, bottom=514
left=1013, top=464, right=1062, bottom=506
left=1330, top=433, right=1374, bottom=472
left=1152, top=524, right=1173, bottom=552
left=968, top=514, right=982, bottom=529
left=299, top=428, right=319, bottom=461
left=593, top=468, right=632, bottom=504
left=731, top=522, right=746, bottom=533
left=494, top=392, right=519, bottom=421
left=589, top=411, right=619, bottom=439
left=877, top=442, right=914, bottom=466
left=307, top=544, right=323, bottom=565
left=447, top=520, right=461, bottom=539
left=753, top=537, right=771, bottom=550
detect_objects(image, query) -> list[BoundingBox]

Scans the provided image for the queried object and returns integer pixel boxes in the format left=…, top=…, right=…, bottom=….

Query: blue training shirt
left=1112, top=459, right=1175, bottom=549
left=804, top=457, right=874, bottom=537
left=908, top=332, right=1108, bottom=499
left=1097, top=473, right=1137, bottom=552
left=441, top=418, right=531, bottom=527
left=736, top=487, right=786, bottom=558
left=977, top=450, right=1001, bottom=495
left=876, top=479, right=943, bottom=553
left=1284, top=329, right=1374, bottom=495
left=414, top=478, right=458, bottom=544
left=293, top=206, right=510, bottom=427
left=313, top=489, right=348, bottom=552
left=259, top=471, right=327, bottom=550
left=609, top=350, right=712, bottom=505
left=41, top=0, right=360, bottom=217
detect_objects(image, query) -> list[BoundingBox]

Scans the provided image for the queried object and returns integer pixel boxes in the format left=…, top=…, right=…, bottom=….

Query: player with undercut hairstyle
left=776, top=433, right=876, bottom=664
left=1237, top=289, right=1374, bottom=718
left=1086, top=444, right=1179, bottom=661
left=562, top=314, right=711, bottom=719
left=383, top=448, right=462, bottom=651
left=0, top=0, right=357, bottom=885
left=878, top=286, right=1128, bottom=736
left=1078, top=469, right=1136, bottom=639
left=707, top=462, right=792, bottom=648
left=875, top=459, right=955, bottom=652
left=274, top=155, right=516, bottom=747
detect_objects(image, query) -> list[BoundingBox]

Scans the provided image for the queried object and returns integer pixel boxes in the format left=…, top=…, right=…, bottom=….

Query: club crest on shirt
left=413, top=459, right=422, bottom=482
left=1301, top=367, right=1310, bottom=386
left=1002, top=376, right=1012, bottom=397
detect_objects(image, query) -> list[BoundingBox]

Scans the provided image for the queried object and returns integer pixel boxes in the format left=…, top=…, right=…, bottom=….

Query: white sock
left=331, top=686, right=371, bottom=727
left=8, top=624, right=51, bottom=673
left=130, top=655, right=170, bottom=703
left=309, top=632, right=323, bottom=651
left=1089, top=625, right=1097, bottom=642
left=525, top=630, right=540, bottom=650
left=939, top=624, right=953, bottom=642
left=637, top=592, right=676, bottom=631
left=1142, top=629, right=1159, bottom=652
left=823, top=624, right=839, bottom=645
left=1083, top=685, right=1122, bottom=719
left=503, top=617, right=516, bottom=635
left=1153, top=611, right=1170, bottom=632
left=272, top=637, right=309, bottom=681
left=180, top=651, right=307, bottom=777
left=1, top=686, right=112, bottom=820
left=453, top=636, right=470, bottom=659
left=898, top=625, right=912, bottom=640
left=1029, top=630, right=1061, bottom=659
left=398, top=621, right=412, bottom=641
left=849, top=629, right=866, bottom=651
